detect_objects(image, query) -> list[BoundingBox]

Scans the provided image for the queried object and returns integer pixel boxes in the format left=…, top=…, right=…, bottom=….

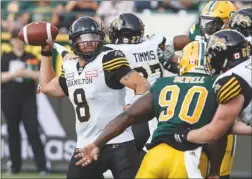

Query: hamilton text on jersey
left=67, top=78, right=93, bottom=87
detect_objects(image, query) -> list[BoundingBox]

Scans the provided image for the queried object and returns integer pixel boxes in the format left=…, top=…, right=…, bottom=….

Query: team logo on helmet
left=112, top=17, right=123, bottom=30
left=231, top=14, right=252, bottom=27
left=209, top=36, right=227, bottom=51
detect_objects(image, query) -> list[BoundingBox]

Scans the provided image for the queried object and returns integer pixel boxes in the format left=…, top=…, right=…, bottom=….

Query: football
left=18, top=21, right=59, bottom=46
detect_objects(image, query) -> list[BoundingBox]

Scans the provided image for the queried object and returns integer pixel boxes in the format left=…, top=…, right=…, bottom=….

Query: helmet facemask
left=68, top=17, right=105, bottom=62
left=200, top=16, right=228, bottom=39
left=70, top=33, right=104, bottom=61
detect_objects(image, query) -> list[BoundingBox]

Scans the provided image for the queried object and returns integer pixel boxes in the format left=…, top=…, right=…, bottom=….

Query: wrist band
left=41, top=50, right=52, bottom=56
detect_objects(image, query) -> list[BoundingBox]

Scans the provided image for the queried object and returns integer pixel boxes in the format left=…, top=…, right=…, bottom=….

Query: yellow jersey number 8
left=159, top=85, right=208, bottom=124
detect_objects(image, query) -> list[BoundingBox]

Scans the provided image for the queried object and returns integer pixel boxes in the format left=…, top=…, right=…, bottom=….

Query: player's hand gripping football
left=41, top=40, right=54, bottom=53
left=74, top=143, right=100, bottom=167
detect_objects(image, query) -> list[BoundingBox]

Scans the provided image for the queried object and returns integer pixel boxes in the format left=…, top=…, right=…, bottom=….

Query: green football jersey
left=150, top=73, right=217, bottom=143
left=189, top=22, right=205, bottom=42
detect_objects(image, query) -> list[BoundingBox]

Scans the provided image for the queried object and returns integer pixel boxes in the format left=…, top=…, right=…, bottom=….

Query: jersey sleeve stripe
left=102, top=57, right=127, bottom=66
left=199, top=41, right=206, bottom=66
left=103, top=59, right=128, bottom=68
left=216, top=77, right=236, bottom=98
left=61, top=65, right=65, bottom=77
left=104, top=63, right=130, bottom=71
left=220, top=88, right=242, bottom=104
left=60, top=72, right=65, bottom=77
left=218, top=79, right=239, bottom=101
left=219, top=84, right=241, bottom=103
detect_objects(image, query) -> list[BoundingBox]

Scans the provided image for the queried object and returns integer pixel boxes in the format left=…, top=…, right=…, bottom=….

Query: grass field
left=1, top=172, right=66, bottom=179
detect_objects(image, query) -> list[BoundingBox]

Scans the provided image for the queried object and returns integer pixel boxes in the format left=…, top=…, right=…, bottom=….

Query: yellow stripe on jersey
left=61, top=65, right=65, bottom=77
left=218, top=79, right=238, bottom=100
left=220, top=88, right=241, bottom=104
left=102, top=57, right=127, bottom=66
left=103, top=59, right=128, bottom=69
left=103, top=57, right=129, bottom=71
left=217, top=77, right=241, bottom=103
left=217, top=77, right=235, bottom=99
left=220, top=84, right=240, bottom=102
left=104, top=63, right=130, bottom=71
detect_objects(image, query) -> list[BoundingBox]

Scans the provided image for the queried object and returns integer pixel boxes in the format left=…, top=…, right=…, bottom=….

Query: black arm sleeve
left=102, top=50, right=132, bottom=89
left=58, top=76, right=69, bottom=96
left=58, top=64, right=68, bottom=96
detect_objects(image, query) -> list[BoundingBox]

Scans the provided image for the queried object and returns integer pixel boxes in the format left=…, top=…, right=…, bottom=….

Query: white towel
left=143, top=118, right=158, bottom=152
left=184, top=146, right=203, bottom=179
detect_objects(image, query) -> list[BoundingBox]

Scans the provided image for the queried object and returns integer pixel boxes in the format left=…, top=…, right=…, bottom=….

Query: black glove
left=173, top=124, right=192, bottom=144
left=157, top=45, right=175, bottom=67
left=157, top=45, right=179, bottom=74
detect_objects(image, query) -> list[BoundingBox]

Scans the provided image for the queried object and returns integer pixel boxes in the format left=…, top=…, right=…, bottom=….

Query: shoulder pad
left=101, top=46, right=114, bottom=52
left=147, top=34, right=164, bottom=43
left=102, top=50, right=129, bottom=71
left=63, top=54, right=78, bottom=62
left=62, top=57, right=78, bottom=71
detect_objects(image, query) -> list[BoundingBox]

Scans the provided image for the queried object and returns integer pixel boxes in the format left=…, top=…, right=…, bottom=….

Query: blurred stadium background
left=1, top=0, right=251, bottom=178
